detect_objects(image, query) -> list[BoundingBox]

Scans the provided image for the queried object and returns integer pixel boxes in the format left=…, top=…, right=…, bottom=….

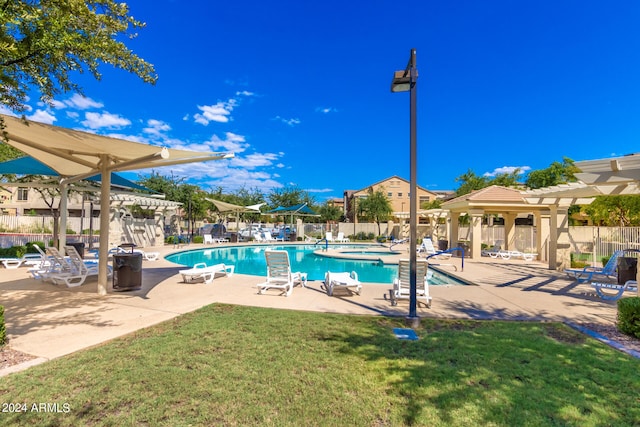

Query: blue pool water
left=166, top=244, right=463, bottom=285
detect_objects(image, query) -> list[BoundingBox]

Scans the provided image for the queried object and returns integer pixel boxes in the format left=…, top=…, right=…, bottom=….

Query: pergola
left=1, top=114, right=234, bottom=294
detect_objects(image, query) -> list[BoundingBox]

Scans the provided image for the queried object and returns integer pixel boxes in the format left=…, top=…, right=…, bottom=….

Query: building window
left=398, top=192, right=402, bottom=197
left=17, top=188, right=28, bottom=201
left=387, top=192, right=392, bottom=198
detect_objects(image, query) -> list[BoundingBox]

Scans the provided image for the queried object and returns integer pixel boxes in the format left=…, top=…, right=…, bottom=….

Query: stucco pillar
left=469, top=209, right=484, bottom=260
left=554, top=206, right=571, bottom=270
left=536, top=210, right=551, bottom=264
left=449, top=213, right=459, bottom=248
left=503, top=212, right=517, bottom=250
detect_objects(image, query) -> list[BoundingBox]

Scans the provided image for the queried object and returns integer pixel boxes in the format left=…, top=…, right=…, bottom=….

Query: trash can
left=617, top=257, right=638, bottom=285
left=68, top=242, right=85, bottom=258
left=438, top=240, right=449, bottom=251
left=289, top=232, right=297, bottom=241
left=229, top=232, right=238, bottom=243
left=113, top=252, right=143, bottom=291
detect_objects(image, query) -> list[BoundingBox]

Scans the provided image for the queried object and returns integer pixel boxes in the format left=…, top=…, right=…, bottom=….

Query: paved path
left=0, top=243, right=629, bottom=375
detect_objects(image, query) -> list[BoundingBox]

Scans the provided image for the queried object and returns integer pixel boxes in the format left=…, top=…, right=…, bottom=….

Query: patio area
left=0, top=241, right=636, bottom=376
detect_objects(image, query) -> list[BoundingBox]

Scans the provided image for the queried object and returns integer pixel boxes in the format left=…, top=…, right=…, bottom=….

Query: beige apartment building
left=343, top=176, right=440, bottom=221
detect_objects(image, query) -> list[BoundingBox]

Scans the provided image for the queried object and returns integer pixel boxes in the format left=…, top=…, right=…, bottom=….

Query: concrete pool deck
left=0, top=241, right=633, bottom=375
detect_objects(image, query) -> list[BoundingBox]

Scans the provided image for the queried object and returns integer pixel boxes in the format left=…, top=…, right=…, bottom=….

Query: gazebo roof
left=442, top=186, right=541, bottom=212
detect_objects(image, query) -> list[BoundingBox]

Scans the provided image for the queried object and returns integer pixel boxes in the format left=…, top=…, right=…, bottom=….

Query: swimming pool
left=166, top=244, right=464, bottom=285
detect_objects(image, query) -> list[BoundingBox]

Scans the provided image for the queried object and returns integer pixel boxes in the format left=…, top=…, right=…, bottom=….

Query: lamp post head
left=390, top=70, right=412, bottom=93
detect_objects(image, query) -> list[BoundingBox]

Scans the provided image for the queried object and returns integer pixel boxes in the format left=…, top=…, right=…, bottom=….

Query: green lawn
left=1, top=304, right=638, bottom=426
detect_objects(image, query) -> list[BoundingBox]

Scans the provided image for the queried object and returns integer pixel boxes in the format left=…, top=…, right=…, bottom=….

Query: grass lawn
left=0, top=304, right=638, bottom=426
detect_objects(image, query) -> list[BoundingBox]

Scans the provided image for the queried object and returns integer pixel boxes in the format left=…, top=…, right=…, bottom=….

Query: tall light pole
left=391, top=48, right=419, bottom=327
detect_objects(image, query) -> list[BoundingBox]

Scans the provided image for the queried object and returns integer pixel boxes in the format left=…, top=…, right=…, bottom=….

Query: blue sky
left=5, top=1, right=640, bottom=201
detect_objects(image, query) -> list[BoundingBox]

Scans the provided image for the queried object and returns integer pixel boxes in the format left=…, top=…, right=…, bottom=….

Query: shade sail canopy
left=206, top=198, right=264, bottom=213
left=0, top=156, right=156, bottom=192
left=0, top=114, right=234, bottom=296
left=266, top=203, right=319, bottom=216
left=1, top=114, right=233, bottom=177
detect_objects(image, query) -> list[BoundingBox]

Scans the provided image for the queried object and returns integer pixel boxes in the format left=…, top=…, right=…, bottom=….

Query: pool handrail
left=315, top=238, right=329, bottom=251
left=426, top=247, right=464, bottom=272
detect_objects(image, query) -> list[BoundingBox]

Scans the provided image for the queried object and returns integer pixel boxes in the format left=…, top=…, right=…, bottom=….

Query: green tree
left=583, top=195, right=640, bottom=226
left=0, top=0, right=156, bottom=115
left=525, top=157, right=579, bottom=189
left=454, top=169, right=490, bottom=196
left=358, top=187, right=393, bottom=236
left=318, top=202, right=343, bottom=223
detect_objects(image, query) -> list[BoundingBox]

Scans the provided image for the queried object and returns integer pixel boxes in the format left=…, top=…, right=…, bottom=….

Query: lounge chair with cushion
left=323, top=271, right=361, bottom=296
left=179, top=262, right=235, bottom=284
left=591, top=280, right=638, bottom=301
left=256, top=249, right=306, bottom=296
left=565, top=250, right=623, bottom=283
left=386, top=258, right=432, bottom=308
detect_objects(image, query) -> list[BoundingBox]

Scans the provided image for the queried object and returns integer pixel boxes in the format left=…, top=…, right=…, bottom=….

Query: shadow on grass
left=314, top=314, right=640, bottom=426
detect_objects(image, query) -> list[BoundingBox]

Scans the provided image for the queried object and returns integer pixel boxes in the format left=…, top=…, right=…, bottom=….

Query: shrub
left=0, top=306, right=5, bottom=346
left=617, top=297, right=640, bottom=338
left=0, top=246, right=26, bottom=258
left=26, top=242, right=45, bottom=254
left=165, top=236, right=178, bottom=244
left=192, top=235, right=203, bottom=244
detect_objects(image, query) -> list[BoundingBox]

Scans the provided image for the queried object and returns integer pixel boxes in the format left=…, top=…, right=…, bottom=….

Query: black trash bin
left=438, top=240, right=449, bottom=251
left=229, top=232, right=238, bottom=243
left=68, top=242, right=85, bottom=258
left=113, top=252, right=143, bottom=291
left=617, top=256, right=638, bottom=285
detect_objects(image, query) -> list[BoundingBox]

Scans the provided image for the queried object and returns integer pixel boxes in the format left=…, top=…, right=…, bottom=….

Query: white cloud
left=273, top=116, right=301, bottom=126
left=143, top=119, right=171, bottom=137
left=483, top=166, right=531, bottom=177
left=66, top=94, right=104, bottom=110
left=306, top=188, right=333, bottom=193
left=315, top=107, right=337, bottom=114
left=193, top=100, right=237, bottom=125
left=235, top=90, right=255, bottom=97
left=208, top=132, right=249, bottom=153
left=231, top=152, right=281, bottom=169
left=81, top=112, right=131, bottom=129
left=27, top=109, right=56, bottom=124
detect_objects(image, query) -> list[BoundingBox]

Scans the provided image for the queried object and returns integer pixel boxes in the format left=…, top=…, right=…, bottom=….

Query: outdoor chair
left=481, top=240, right=503, bottom=258
left=256, top=249, right=307, bottom=296
left=323, top=271, right=361, bottom=296
left=386, top=258, right=432, bottom=308
left=334, top=232, right=350, bottom=243
left=418, top=238, right=452, bottom=259
left=0, top=252, right=43, bottom=269
left=591, top=280, right=638, bottom=301
left=564, top=250, right=623, bottom=283
left=179, top=262, right=235, bottom=284
left=498, top=250, right=538, bottom=261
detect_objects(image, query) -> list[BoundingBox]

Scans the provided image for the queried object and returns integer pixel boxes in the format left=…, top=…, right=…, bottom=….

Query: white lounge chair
left=0, top=252, right=43, bottom=269
left=253, top=232, right=265, bottom=242
left=323, top=271, right=361, bottom=296
left=256, top=249, right=307, bottom=296
left=325, top=232, right=335, bottom=243
left=498, top=250, right=538, bottom=261
left=203, top=234, right=215, bottom=245
left=263, top=232, right=284, bottom=243
left=387, top=259, right=432, bottom=308
left=133, top=249, right=160, bottom=261
left=180, top=262, right=235, bottom=284
left=481, top=240, right=503, bottom=258
left=335, top=232, right=350, bottom=243
left=418, top=238, right=452, bottom=259
left=46, top=246, right=89, bottom=287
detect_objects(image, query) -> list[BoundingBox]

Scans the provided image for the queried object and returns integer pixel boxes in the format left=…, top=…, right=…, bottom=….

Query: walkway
left=0, top=242, right=632, bottom=375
